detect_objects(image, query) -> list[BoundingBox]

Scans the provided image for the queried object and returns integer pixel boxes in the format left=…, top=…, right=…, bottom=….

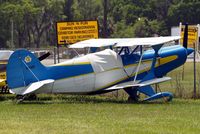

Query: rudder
left=7, top=49, right=48, bottom=90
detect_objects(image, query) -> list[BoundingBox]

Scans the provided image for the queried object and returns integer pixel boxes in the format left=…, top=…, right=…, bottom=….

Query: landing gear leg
left=3, top=85, right=9, bottom=93
left=16, top=95, right=25, bottom=102
left=128, top=95, right=139, bottom=102
left=16, top=94, right=37, bottom=102
left=124, top=87, right=140, bottom=103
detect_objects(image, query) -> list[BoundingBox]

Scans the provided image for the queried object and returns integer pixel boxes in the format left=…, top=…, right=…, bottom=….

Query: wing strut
left=137, top=44, right=173, bottom=101
left=21, top=60, right=40, bottom=82
left=140, top=44, right=162, bottom=82
left=133, top=47, right=144, bottom=82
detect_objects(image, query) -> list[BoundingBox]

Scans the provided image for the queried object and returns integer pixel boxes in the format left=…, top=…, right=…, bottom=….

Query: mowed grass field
left=0, top=96, right=200, bottom=134
left=0, top=62, right=200, bottom=134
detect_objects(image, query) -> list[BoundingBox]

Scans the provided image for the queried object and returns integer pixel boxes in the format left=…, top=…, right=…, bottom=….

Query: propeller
left=38, top=52, right=51, bottom=61
left=183, top=23, right=188, bottom=48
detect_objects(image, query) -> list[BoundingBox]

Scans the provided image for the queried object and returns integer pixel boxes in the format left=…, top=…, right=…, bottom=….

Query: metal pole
left=197, top=24, right=199, bottom=52
left=194, top=43, right=196, bottom=99
left=11, top=19, right=14, bottom=48
left=57, top=44, right=60, bottom=63
left=54, top=47, right=57, bottom=64
left=179, top=22, right=182, bottom=45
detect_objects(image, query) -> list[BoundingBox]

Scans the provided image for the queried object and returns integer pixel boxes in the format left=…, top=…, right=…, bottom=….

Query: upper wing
left=69, top=36, right=180, bottom=48
left=115, top=36, right=180, bottom=47
left=69, top=38, right=122, bottom=48
left=106, top=77, right=171, bottom=90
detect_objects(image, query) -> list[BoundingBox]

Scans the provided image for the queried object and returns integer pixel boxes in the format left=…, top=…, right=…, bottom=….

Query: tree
left=0, top=0, right=199, bottom=48
left=75, top=0, right=102, bottom=20
left=133, top=18, right=168, bottom=37
left=0, top=0, right=65, bottom=48
left=31, top=0, right=65, bottom=48
left=168, top=1, right=200, bottom=26
left=0, top=1, right=33, bottom=48
left=111, top=20, right=134, bottom=38
left=63, top=0, right=74, bottom=21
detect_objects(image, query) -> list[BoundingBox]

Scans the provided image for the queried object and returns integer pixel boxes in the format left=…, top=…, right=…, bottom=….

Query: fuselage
left=37, top=45, right=190, bottom=94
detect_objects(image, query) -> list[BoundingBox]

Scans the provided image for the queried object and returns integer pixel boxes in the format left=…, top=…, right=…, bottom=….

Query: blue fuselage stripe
left=47, top=64, right=94, bottom=80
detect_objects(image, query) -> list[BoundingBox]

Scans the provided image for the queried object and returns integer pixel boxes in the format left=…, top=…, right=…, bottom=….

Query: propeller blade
left=183, top=23, right=188, bottom=48
left=38, top=52, right=50, bottom=61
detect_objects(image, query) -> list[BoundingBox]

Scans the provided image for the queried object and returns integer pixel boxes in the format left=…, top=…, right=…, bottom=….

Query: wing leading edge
left=69, top=36, right=180, bottom=48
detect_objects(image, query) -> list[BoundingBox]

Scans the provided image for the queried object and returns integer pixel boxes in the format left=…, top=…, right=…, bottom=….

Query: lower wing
left=106, top=77, right=171, bottom=90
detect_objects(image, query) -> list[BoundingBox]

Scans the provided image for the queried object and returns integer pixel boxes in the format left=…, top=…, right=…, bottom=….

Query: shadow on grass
left=1, top=94, right=186, bottom=105
left=17, top=95, right=127, bottom=105
left=12, top=94, right=175, bottom=105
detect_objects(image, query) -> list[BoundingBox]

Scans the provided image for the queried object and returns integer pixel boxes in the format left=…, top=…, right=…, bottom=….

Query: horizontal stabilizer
left=106, top=77, right=171, bottom=90
left=22, top=79, right=54, bottom=95
left=9, top=79, right=54, bottom=95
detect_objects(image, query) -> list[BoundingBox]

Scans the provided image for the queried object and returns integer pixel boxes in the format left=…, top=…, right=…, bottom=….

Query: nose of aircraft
left=186, top=48, right=194, bottom=55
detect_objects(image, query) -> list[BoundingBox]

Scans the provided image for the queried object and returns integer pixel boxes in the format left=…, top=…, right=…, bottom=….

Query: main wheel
left=128, top=95, right=139, bottom=103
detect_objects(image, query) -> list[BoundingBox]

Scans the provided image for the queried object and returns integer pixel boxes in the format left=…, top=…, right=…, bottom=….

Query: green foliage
left=0, top=0, right=199, bottom=48
left=168, top=1, right=200, bottom=26
left=132, top=18, right=168, bottom=37
left=111, top=21, right=134, bottom=38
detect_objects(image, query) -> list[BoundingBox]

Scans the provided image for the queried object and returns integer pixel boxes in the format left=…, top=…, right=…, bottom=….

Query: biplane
left=0, top=50, right=13, bottom=93
left=6, top=25, right=193, bottom=102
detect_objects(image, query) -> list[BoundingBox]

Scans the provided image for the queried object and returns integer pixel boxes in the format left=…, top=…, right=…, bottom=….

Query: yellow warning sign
left=56, top=21, right=99, bottom=45
left=180, top=25, right=198, bottom=48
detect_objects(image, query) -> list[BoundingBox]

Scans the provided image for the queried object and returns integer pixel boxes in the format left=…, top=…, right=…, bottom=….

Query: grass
left=158, top=62, right=200, bottom=98
left=0, top=62, right=200, bottom=134
left=0, top=95, right=200, bottom=134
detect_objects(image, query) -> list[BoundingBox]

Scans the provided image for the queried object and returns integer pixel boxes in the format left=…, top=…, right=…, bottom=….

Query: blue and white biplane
left=6, top=26, right=193, bottom=102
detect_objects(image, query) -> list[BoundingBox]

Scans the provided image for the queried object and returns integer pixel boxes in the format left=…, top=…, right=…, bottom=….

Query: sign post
left=193, top=42, right=196, bottom=99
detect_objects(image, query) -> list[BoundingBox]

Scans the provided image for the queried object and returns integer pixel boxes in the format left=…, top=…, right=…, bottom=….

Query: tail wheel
left=27, top=94, right=37, bottom=100
left=16, top=94, right=37, bottom=101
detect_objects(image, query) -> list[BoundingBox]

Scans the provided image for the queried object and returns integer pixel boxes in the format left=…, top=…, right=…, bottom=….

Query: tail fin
left=7, top=49, right=48, bottom=90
